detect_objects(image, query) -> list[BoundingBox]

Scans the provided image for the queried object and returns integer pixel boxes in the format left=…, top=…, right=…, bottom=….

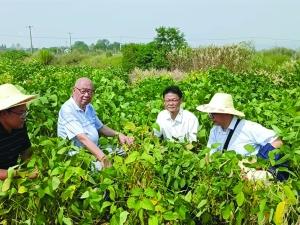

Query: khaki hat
left=196, top=93, right=245, bottom=117
left=0, top=84, right=37, bottom=111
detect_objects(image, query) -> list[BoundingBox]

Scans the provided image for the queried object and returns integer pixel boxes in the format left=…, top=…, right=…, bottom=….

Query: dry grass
left=129, top=68, right=187, bottom=84
left=167, top=43, right=254, bottom=73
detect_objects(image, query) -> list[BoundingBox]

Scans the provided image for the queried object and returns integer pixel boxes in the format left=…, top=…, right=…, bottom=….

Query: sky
left=1, top=0, right=300, bottom=50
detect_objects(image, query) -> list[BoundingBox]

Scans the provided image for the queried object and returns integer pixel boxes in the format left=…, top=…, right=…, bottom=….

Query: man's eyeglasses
left=164, top=98, right=180, bottom=103
left=75, top=87, right=94, bottom=95
left=8, top=109, right=28, bottom=118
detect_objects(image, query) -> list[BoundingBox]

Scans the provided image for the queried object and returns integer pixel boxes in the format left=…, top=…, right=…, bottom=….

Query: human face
left=4, top=104, right=28, bottom=129
left=73, top=80, right=94, bottom=109
left=208, top=113, right=224, bottom=126
left=164, top=93, right=181, bottom=114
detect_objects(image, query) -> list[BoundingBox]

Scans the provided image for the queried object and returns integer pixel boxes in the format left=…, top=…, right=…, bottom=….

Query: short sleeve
left=247, top=122, right=277, bottom=146
left=188, top=114, right=199, bottom=142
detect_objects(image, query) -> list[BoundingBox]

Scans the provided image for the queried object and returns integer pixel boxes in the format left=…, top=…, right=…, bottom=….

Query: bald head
left=74, top=77, right=94, bottom=89
left=72, top=77, right=94, bottom=110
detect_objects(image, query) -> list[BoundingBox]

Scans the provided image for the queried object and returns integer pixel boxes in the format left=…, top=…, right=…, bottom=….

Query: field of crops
left=0, top=56, right=299, bottom=225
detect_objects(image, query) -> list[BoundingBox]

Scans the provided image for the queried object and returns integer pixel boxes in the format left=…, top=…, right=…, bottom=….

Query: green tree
left=94, top=39, right=110, bottom=51
left=72, top=41, right=89, bottom=52
left=154, top=26, right=187, bottom=52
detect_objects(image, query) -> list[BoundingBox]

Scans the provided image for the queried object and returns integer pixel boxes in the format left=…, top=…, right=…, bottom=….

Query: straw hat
left=0, top=84, right=37, bottom=111
left=196, top=93, right=245, bottom=117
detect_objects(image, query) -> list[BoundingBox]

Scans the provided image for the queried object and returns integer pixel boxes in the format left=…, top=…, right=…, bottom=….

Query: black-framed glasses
left=8, top=109, right=28, bottom=118
left=75, top=87, right=94, bottom=95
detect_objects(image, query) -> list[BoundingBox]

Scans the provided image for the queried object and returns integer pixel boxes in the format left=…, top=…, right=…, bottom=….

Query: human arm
left=0, top=169, right=8, bottom=180
left=0, top=167, right=38, bottom=180
left=188, top=114, right=199, bottom=142
left=270, top=138, right=283, bottom=148
left=76, top=133, right=111, bottom=168
left=99, top=125, right=134, bottom=145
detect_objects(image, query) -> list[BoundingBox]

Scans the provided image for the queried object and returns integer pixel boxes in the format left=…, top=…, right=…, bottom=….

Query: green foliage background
left=0, top=53, right=299, bottom=224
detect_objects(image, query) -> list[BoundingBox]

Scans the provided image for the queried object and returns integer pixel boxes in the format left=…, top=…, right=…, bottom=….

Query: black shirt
left=0, top=123, right=31, bottom=169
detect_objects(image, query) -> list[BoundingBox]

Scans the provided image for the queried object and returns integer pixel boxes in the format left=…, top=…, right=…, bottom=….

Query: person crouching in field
left=197, top=93, right=288, bottom=181
left=57, top=77, right=134, bottom=170
left=154, top=85, right=199, bottom=143
left=0, top=84, right=38, bottom=180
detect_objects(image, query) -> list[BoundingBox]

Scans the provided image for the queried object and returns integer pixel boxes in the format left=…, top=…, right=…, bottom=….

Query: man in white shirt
left=197, top=93, right=287, bottom=181
left=154, top=86, right=199, bottom=142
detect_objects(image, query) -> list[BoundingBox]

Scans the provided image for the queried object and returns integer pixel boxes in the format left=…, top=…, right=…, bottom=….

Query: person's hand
left=27, top=168, right=39, bottom=179
left=99, top=155, right=112, bottom=169
left=118, top=133, right=134, bottom=145
left=15, top=167, right=39, bottom=179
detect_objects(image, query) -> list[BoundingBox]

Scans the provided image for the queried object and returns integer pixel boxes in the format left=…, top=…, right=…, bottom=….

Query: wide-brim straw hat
left=0, top=84, right=37, bottom=111
left=196, top=93, right=245, bottom=117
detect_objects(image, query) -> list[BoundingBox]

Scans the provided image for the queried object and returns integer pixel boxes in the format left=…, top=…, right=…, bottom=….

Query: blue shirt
left=207, top=116, right=277, bottom=156
left=57, top=97, right=103, bottom=147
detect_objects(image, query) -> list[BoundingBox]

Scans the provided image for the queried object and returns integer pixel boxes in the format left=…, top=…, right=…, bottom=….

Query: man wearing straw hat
left=0, top=84, right=37, bottom=180
left=197, top=93, right=287, bottom=181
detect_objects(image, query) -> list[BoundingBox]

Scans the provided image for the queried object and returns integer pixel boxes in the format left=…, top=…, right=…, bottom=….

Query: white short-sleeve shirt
left=207, top=116, right=277, bottom=156
left=57, top=97, right=103, bottom=147
left=154, top=108, right=199, bottom=142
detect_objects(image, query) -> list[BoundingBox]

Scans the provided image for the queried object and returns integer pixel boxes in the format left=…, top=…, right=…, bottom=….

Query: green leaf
left=184, top=191, right=192, bottom=203
left=125, top=151, right=140, bottom=164
left=144, top=188, right=155, bottom=197
left=58, top=207, right=64, bottom=225
left=148, top=215, right=159, bottom=225
left=274, top=201, right=286, bottom=225
left=63, top=167, right=75, bottom=183
left=222, top=203, right=232, bottom=220
left=236, top=191, right=245, bottom=207
left=243, top=144, right=256, bottom=153
left=80, top=191, right=89, bottom=199
left=127, top=197, right=137, bottom=209
left=152, top=122, right=160, bottom=131
left=62, top=217, right=72, bottom=225
left=131, top=188, right=144, bottom=196
left=52, top=177, right=60, bottom=191
left=283, top=186, right=297, bottom=205
left=61, top=185, right=76, bottom=201
left=107, top=186, right=116, bottom=201
left=18, top=186, right=27, bottom=194
left=197, top=199, right=207, bottom=209
left=140, top=198, right=154, bottom=211
left=119, top=211, right=129, bottom=225
left=1, top=178, right=11, bottom=192
left=163, top=211, right=178, bottom=221
left=141, top=152, right=155, bottom=164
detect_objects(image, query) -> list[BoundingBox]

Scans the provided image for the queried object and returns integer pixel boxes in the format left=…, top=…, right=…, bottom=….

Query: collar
left=70, top=97, right=88, bottom=112
left=228, top=116, right=238, bottom=130
left=167, top=108, right=184, bottom=123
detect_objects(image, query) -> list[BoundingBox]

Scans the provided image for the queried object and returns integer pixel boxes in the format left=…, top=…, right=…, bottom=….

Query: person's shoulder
left=182, top=109, right=198, bottom=119
left=157, top=109, right=168, bottom=116
left=156, top=110, right=168, bottom=120
left=59, top=98, right=75, bottom=113
left=243, top=119, right=262, bottom=128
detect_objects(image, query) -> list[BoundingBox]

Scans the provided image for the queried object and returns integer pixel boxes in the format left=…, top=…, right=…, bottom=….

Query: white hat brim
left=196, top=104, right=245, bottom=117
left=0, top=94, right=37, bottom=111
